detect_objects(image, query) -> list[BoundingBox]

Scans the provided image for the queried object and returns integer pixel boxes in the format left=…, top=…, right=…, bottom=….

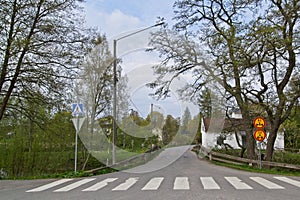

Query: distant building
left=230, top=109, right=242, bottom=119
left=152, top=128, right=162, bottom=141
left=201, top=111, right=284, bottom=150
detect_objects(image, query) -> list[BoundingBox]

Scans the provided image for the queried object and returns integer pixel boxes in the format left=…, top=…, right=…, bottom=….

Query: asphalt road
left=1, top=146, right=300, bottom=200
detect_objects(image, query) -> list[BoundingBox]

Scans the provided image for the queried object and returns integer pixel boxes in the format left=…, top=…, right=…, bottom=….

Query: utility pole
left=112, top=22, right=164, bottom=164
left=112, top=39, right=117, bottom=165
left=151, top=103, right=153, bottom=121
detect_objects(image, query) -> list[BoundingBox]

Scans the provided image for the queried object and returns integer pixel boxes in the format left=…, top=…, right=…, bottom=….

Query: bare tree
left=0, top=0, right=88, bottom=121
left=149, top=0, right=299, bottom=160
left=76, top=35, right=131, bottom=169
left=77, top=35, right=114, bottom=121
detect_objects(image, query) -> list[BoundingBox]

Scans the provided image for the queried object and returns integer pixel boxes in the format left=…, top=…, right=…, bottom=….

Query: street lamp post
left=112, top=22, right=164, bottom=164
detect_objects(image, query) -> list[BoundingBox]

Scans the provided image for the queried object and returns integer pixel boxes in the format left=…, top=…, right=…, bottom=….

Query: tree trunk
left=82, top=153, right=90, bottom=171
left=265, top=126, right=279, bottom=161
left=234, top=131, right=246, bottom=158
left=246, top=128, right=256, bottom=159
left=241, top=112, right=256, bottom=159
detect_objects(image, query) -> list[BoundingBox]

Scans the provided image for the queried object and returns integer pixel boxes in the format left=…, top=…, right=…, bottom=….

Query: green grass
left=89, top=149, right=140, bottom=164
left=212, top=149, right=300, bottom=165
left=211, top=160, right=300, bottom=176
left=273, top=151, right=300, bottom=165
left=0, top=148, right=161, bottom=180
left=5, top=167, right=118, bottom=180
left=204, top=148, right=300, bottom=176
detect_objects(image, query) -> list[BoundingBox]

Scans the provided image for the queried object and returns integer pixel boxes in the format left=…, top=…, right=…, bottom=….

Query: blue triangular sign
left=72, top=103, right=83, bottom=116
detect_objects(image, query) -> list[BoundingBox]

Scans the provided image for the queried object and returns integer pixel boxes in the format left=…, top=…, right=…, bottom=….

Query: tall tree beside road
left=77, top=35, right=129, bottom=121
left=75, top=35, right=114, bottom=170
left=77, top=35, right=114, bottom=122
left=198, top=88, right=212, bottom=118
left=0, top=0, right=88, bottom=121
left=282, top=106, right=300, bottom=149
left=162, top=115, right=179, bottom=145
left=75, top=34, right=131, bottom=168
left=180, top=107, right=191, bottom=134
left=149, top=0, right=299, bottom=160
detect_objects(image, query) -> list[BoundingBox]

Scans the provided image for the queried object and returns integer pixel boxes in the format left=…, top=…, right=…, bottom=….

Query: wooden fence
left=195, top=145, right=300, bottom=171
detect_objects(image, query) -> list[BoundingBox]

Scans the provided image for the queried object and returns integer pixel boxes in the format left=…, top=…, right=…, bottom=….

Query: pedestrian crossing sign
left=72, top=103, right=84, bottom=116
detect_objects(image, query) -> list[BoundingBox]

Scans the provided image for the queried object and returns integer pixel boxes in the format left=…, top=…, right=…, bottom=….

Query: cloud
left=101, top=10, right=142, bottom=36
left=84, top=2, right=163, bottom=81
left=82, top=0, right=198, bottom=118
left=83, top=0, right=175, bottom=57
left=84, top=4, right=142, bottom=36
left=124, top=64, right=199, bottom=118
left=83, top=0, right=176, bottom=35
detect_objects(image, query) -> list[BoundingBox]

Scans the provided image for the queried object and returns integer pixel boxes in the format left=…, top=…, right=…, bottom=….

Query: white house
left=201, top=113, right=284, bottom=150
left=152, top=128, right=162, bottom=141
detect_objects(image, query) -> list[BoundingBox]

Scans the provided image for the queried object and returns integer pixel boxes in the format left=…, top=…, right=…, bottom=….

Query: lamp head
left=154, top=21, right=165, bottom=27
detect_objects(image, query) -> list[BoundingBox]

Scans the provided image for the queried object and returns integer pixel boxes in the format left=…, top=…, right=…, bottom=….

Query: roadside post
left=71, top=103, right=85, bottom=173
left=253, top=117, right=267, bottom=169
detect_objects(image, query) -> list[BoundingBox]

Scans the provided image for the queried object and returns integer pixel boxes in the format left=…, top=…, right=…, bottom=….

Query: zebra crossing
left=26, top=176, right=300, bottom=193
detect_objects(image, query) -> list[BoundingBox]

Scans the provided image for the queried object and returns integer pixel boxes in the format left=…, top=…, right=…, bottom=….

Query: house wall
left=259, top=132, right=284, bottom=150
left=201, top=119, right=284, bottom=150
left=274, top=132, right=284, bottom=149
left=223, top=133, right=242, bottom=149
left=201, top=131, right=241, bottom=149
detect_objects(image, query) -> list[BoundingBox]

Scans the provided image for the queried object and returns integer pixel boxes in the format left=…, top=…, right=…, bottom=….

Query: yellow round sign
left=253, top=117, right=266, bottom=129
left=253, top=130, right=266, bottom=142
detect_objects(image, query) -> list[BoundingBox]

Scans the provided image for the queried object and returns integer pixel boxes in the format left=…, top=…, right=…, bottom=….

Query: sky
left=83, top=0, right=176, bottom=37
left=82, top=0, right=199, bottom=118
left=83, top=0, right=177, bottom=61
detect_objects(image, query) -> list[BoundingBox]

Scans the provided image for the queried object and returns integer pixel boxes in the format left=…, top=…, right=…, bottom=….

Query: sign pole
left=71, top=103, right=84, bottom=174
left=258, top=142, right=262, bottom=169
left=74, top=116, right=79, bottom=173
left=253, top=116, right=266, bottom=170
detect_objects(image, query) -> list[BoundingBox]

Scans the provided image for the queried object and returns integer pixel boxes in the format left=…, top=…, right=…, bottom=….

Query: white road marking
left=26, top=179, right=73, bottom=192
left=54, top=178, right=96, bottom=192
left=173, top=177, right=190, bottom=190
left=274, top=177, right=300, bottom=188
left=142, top=177, right=164, bottom=190
left=225, top=177, right=253, bottom=189
left=25, top=175, right=297, bottom=193
left=112, top=177, right=139, bottom=191
left=82, top=178, right=118, bottom=191
left=250, top=177, right=284, bottom=189
left=200, top=177, right=220, bottom=190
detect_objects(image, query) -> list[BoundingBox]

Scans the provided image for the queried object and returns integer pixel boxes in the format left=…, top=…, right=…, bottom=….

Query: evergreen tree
left=181, top=107, right=191, bottom=134
left=162, top=115, right=179, bottom=145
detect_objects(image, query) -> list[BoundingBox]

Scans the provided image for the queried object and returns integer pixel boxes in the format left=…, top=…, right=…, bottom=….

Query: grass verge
left=211, top=160, right=300, bottom=176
